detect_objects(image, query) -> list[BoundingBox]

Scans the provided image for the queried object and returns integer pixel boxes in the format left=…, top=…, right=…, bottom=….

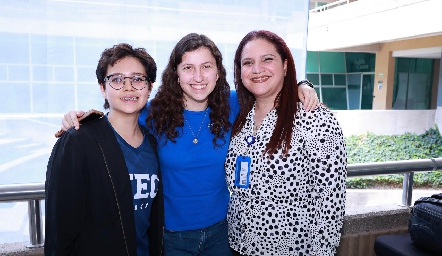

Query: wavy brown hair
left=96, top=43, right=157, bottom=109
left=232, top=30, right=299, bottom=156
left=146, top=33, right=231, bottom=146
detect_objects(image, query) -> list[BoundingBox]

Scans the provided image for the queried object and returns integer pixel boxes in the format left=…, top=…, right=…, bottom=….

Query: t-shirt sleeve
left=229, top=90, right=240, bottom=121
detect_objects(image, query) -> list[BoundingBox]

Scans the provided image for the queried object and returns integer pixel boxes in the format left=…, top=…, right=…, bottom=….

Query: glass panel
left=9, top=65, right=30, bottom=81
left=319, top=52, right=346, bottom=73
left=322, top=87, right=347, bottom=110
left=31, top=35, right=75, bottom=65
left=77, top=67, right=97, bottom=83
left=306, top=51, right=319, bottom=72
left=393, top=72, right=408, bottom=109
left=396, top=58, right=410, bottom=73
left=0, top=64, right=8, bottom=80
left=393, top=58, right=433, bottom=110
left=75, top=37, right=116, bottom=66
left=54, top=67, right=75, bottom=82
left=77, top=83, right=103, bottom=111
left=416, top=59, right=433, bottom=73
left=0, top=83, right=31, bottom=113
left=33, top=83, right=76, bottom=113
left=334, top=74, right=346, bottom=85
left=33, top=66, right=53, bottom=81
left=347, top=74, right=361, bottom=110
left=321, top=74, right=333, bottom=85
left=407, top=73, right=431, bottom=109
left=0, top=33, right=29, bottom=64
left=346, top=52, right=375, bottom=72
left=306, top=74, right=319, bottom=85
left=361, top=74, right=374, bottom=109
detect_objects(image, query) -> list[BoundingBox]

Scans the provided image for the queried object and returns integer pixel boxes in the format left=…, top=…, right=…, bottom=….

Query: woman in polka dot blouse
left=226, top=30, right=347, bottom=256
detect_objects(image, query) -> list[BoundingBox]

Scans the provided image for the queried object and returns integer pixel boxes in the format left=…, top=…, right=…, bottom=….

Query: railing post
left=26, top=199, right=44, bottom=248
left=401, top=172, right=414, bottom=206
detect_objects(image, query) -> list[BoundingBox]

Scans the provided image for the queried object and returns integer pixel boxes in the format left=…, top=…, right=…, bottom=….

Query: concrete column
left=373, top=50, right=395, bottom=109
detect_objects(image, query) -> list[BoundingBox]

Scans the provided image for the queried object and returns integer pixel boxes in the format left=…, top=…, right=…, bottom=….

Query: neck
left=253, top=97, right=276, bottom=128
left=255, top=97, right=275, bottom=115
left=183, top=97, right=208, bottom=111
left=107, top=111, right=141, bottom=138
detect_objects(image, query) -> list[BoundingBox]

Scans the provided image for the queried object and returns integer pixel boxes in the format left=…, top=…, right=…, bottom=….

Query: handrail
left=0, top=183, right=45, bottom=202
left=1, top=157, right=442, bottom=248
left=348, top=158, right=442, bottom=176
left=0, top=183, right=45, bottom=248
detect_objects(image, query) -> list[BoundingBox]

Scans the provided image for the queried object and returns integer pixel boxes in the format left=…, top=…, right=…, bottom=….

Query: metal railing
left=0, top=182, right=45, bottom=248
left=1, top=157, right=441, bottom=248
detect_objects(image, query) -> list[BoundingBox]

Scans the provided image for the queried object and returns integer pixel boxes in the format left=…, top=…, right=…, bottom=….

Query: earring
left=178, top=78, right=180, bottom=84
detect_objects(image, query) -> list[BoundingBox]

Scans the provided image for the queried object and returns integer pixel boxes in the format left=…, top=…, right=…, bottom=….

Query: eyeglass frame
left=104, top=74, right=150, bottom=90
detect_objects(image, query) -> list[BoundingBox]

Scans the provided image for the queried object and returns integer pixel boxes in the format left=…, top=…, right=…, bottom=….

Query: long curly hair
left=146, top=33, right=231, bottom=146
left=232, top=30, right=299, bottom=156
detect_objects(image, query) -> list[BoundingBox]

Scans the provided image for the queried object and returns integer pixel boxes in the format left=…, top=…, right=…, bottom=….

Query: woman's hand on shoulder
left=298, top=83, right=320, bottom=112
left=61, top=110, right=86, bottom=131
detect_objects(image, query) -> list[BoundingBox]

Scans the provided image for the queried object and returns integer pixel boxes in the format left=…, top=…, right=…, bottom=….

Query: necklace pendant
left=245, top=135, right=255, bottom=145
left=193, top=138, right=198, bottom=144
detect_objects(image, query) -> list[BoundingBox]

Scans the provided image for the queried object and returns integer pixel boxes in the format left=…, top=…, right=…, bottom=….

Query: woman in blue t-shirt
left=59, top=33, right=318, bottom=256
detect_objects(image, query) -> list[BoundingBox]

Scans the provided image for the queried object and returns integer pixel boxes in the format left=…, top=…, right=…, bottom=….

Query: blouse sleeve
left=305, top=105, right=347, bottom=256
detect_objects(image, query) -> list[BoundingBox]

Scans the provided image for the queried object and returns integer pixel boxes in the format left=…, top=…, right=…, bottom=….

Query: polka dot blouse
left=225, top=103, right=347, bottom=256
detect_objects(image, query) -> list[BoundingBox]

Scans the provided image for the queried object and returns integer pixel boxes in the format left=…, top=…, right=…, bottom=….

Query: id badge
left=235, top=156, right=251, bottom=188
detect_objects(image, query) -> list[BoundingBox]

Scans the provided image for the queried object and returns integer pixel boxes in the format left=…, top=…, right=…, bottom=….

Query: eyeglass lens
left=107, top=75, right=148, bottom=90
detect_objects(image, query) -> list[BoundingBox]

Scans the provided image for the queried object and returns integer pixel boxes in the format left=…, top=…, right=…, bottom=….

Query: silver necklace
left=184, top=109, right=208, bottom=144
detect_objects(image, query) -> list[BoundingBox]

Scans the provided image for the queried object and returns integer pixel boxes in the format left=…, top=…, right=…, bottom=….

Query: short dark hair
left=96, top=43, right=157, bottom=109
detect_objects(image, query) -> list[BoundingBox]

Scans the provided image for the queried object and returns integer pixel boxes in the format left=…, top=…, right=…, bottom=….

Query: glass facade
left=306, top=51, right=376, bottom=110
left=0, top=0, right=309, bottom=244
left=393, top=58, right=434, bottom=110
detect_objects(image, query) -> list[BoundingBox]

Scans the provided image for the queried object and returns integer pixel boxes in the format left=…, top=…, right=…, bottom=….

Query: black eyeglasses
left=105, top=74, right=150, bottom=90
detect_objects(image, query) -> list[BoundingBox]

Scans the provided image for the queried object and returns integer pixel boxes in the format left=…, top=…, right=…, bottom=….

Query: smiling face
left=177, top=47, right=219, bottom=111
left=100, top=57, right=151, bottom=116
left=240, top=38, right=287, bottom=102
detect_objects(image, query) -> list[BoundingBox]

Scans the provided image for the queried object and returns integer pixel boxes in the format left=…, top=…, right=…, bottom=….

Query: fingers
left=303, top=91, right=320, bottom=112
left=72, top=110, right=85, bottom=130
left=61, top=110, right=84, bottom=131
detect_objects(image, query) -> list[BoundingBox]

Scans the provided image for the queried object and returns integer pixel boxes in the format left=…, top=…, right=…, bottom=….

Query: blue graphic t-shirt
left=109, top=118, right=159, bottom=256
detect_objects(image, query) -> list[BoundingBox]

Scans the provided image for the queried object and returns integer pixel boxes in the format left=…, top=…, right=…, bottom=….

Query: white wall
left=333, top=110, right=437, bottom=136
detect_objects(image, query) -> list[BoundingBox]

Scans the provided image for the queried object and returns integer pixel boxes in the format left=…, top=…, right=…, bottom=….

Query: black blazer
left=45, top=117, right=164, bottom=256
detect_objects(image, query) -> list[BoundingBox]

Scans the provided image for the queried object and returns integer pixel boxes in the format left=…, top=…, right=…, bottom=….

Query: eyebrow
left=261, top=53, right=277, bottom=58
left=241, top=53, right=277, bottom=61
left=181, top=61, right=214, bottom=66
left=108, top=72, right=146, bottom=76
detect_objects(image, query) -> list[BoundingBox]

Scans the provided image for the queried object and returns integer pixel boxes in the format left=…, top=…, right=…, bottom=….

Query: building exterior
left=307, top=0, right=442, bottom=112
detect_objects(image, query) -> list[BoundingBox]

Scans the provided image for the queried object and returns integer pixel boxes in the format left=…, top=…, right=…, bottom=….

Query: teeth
left=192, top=85, right=206, bottom=90
left=122, top=97, right=138, bottom=101
left=252, top=77, right=267, bottom=82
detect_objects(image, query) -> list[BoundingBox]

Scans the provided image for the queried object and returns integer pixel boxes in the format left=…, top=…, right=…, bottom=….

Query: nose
left=122, top=77, right=135, bottom=90
left=193, top=69, right=203, bottom=82
left=252, top=63, right=263, bottom=74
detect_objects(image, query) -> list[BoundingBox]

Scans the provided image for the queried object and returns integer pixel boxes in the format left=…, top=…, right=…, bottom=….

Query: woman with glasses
left=59, top=33, right=319, bottom=255
left=45, top=43, right=163, bottom=256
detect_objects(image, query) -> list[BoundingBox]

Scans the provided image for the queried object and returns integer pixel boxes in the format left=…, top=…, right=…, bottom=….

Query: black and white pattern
left=225, top=103, right=347, bottom=256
